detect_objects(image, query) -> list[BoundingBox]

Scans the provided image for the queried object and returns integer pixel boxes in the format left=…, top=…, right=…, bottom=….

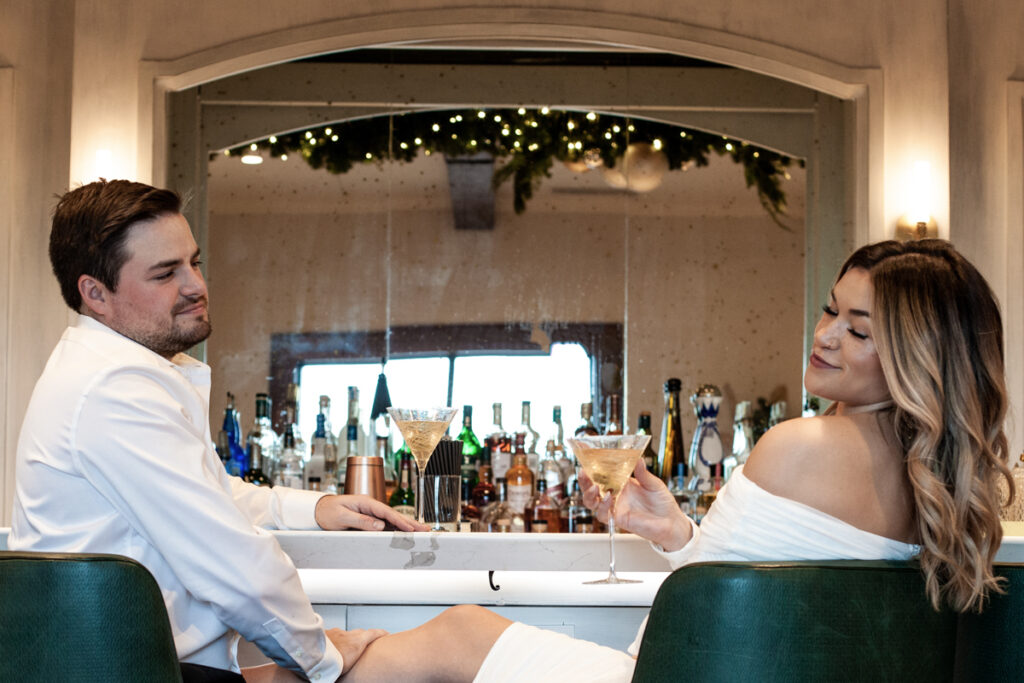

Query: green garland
left=228, top=108, right=801, bottom=227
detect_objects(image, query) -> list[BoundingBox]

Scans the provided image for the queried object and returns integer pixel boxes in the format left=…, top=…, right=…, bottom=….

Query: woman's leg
left=344, top=604, right=513, bottom=682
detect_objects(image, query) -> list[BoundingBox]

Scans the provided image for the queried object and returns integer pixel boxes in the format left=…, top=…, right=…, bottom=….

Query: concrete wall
left=2, top=0, right=1023, bottom=523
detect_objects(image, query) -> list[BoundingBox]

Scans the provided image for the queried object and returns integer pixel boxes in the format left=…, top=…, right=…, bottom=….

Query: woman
left=254, top=239, right=1014, bottom=682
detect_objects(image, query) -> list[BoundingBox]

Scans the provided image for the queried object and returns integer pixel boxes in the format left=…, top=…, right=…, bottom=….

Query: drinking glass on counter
left=387, top=407, right=458, bottom=525
left=567, top=434, right=651, bottom=584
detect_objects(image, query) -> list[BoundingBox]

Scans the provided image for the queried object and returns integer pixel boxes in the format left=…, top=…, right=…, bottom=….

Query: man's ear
left=78, top=275, right=111, bottom=317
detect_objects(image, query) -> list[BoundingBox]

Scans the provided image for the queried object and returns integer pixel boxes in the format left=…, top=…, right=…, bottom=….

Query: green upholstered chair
left=954, top=563, right=1024, bottom=683
left=0, top=551, right=182, bottom=682
left=632, top=560, right=958, bottom=683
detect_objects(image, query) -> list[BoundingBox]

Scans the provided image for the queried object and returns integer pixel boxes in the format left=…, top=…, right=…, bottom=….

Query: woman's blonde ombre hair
left=839, top=239, right=1012, bottom=612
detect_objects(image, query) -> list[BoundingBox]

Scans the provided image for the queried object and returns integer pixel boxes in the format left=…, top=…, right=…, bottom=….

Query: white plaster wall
left=4, top=0, right=1024, bottom=523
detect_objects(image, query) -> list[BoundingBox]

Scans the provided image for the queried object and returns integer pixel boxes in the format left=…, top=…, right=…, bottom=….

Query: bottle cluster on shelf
left=215, top=379, right=788, bottom=532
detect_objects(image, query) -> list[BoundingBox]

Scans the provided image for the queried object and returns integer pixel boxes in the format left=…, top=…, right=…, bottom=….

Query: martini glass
left=567, top=434, right=652, bottom=584
left=387, top=407, right=458, bottom=525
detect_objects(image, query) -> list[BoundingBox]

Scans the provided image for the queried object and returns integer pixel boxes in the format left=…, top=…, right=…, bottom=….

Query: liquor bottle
left=657, top=378, right=685, bottom=484
left=317, top=395, right=339, bottom=494
left=505, top=434, right=534, bottom=515
left=486, top=403, right=512, bottom=481
left=470, top=451, right=497, bottom=510
left=769, top=401, right=787, bottom=428
left=457, top=405, right=482, bottom=499
left=282, top=383, right=307, bottom=461
left=603, top=394, right=623, bottom=435
left=563, top=479, right=595, bottom=533
left=243, top=393, right=275, bottom=487
left=550, top=406, right=575, bottom=486
left=275, top=428, right=305, bottom=489
left=539, top=439, right=566, bottom=504
left=688, top=383, right=724, bottom=496
left=479, top=480, right=518, bottom=533
left=517, top=401, right=541, bottom=473
left=722, top=400, right=754, bottom=481
left=574, top=402, right=599, bottom=436
left=525, top=479, right=562, bottom=532
left=668, top=461, right=697, bottom=519
left=636, top=411, right=658, bottom=473
left=218, top=392, right=246, bottom=477
left=341, top=386, right=361, bottom=488
left=309, top=411, right=330, bottom=494
left=389, top=451, right=416, bottom=519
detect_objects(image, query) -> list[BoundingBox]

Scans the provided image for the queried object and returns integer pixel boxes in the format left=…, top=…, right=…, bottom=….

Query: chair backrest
left=954, top=563, right=1024, bottom=683
left=0, top=551, right=183, bottom=682
left=632, top=560, right=958, bottom=683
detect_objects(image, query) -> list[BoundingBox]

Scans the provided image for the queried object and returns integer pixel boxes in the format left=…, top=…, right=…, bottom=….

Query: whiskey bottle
left=539, top=439, right=566, bottom=504
left=505, top=434, right=534, bottom=515
left=574, top=402, right=599, bottom=436
left=525, top=479, right=561, bottom=532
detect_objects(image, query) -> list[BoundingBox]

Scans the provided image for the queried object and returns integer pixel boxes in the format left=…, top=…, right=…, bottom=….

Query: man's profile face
left=103, top=212, right=211, bottom=358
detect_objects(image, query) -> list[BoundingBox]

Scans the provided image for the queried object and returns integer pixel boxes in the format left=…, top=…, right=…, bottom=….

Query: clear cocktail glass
left=567, top=434, right=652, bottom=584
left=387, top=407, right=458, bottom=526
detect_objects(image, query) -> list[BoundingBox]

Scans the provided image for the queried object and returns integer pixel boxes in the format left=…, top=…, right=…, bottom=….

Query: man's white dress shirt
left=10, top=315, right=345, bottom=680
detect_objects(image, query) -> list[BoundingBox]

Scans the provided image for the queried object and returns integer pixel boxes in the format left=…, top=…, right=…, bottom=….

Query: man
left=9, top=179, right=421, bottom=681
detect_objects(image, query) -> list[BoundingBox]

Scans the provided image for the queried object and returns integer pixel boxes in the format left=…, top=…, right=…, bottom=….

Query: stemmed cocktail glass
left=387, top=407, right=458, bottom=526
left=567, top=434, right=651, bottom=584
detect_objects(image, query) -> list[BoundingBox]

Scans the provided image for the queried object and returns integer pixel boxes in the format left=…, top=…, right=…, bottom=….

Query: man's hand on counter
left=314, top=494, right=429, bottom=532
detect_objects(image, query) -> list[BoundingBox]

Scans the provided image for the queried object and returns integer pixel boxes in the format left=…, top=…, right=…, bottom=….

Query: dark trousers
left=179, top=662, right=246, bottom=682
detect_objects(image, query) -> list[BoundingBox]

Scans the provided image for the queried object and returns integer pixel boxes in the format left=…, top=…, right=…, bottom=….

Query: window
left=270, top=322, right=623, bottom=439
left=298, top=343, right=593, bottom=444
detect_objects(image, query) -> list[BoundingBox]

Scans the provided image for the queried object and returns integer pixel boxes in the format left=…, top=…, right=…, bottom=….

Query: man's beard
left=140, top=317, right=212, bottom=358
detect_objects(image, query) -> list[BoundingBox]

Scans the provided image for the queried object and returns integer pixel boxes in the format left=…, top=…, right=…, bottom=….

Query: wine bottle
left=457, top=405, right=482, bottom=499
left=636, top=411, right=658, bottom=473
left=657, top=378, right=684, bottom=484
left=389, top=451, right=416, bottom=519
left=243, top=393, right=274, bottom=487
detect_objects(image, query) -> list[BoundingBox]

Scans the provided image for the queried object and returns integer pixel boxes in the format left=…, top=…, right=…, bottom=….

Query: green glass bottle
left=457, top=405, right=482, bottom=497
left=389, top=451, right=416, bottom=518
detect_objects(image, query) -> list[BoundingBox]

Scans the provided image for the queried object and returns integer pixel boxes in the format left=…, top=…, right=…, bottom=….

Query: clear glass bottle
left=341, top=385, right=360, bottom=489
left=575, top=402, right=600, bottom=437
left=550, top=406, right=575, bottom=486
left=275, top=428, right=305, bottom=489
left=506, top=434, right=534, bottom=515
left=487, top=403, right=512, bottom=481
left=517, top=401, right=541, bottom=472
left=318, top=395, right=339, bottom=494
left=539, top=438, right=567, bottom=504
left=722, top=400, right=754, bottom=481
left=389, top=451, right=416, bottom=519
left=309, top=410, right=330, bottom=494
left=657, top=379, right=684, bottom=484
left=563, top=478, right=595, bottom=533
left=479, top=480, right=524, bottom=533
left=603, top=393, right=623, bottom=435
left=525, top=479, right=561, bottom=532
left=668, top=461, right=697, bottom=519
left=244, top=393, right=275, bottom=487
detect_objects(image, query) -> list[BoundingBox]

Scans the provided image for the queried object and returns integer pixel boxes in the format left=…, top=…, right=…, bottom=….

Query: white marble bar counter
left=273, top=529, right=669, bottom=572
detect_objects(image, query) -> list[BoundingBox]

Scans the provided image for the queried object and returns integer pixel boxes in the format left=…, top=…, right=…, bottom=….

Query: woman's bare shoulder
left=742, top=415, right=856, bottom=498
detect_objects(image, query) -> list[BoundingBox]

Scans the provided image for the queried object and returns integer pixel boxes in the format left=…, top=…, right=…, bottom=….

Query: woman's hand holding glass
left=580, top=460, right=693, bottom=553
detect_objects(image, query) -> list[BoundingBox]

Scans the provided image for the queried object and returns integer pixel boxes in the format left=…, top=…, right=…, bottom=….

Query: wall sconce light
left=896, top=160, right=937, bottom=240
